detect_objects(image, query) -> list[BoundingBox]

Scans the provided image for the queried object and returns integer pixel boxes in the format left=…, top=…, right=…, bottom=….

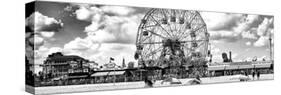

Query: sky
left=26, top=1, right=274, bottom=72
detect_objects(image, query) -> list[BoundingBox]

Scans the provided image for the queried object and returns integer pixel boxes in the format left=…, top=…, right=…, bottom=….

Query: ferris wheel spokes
left=149, top=16, right=173, bottom=38
left=179, top=24, right=206, bottom=41
left=143, top=46, right=163, bottom=59
left=139, top=39, right=208, bottom=45
left=142, top=30, right=168, bottom=39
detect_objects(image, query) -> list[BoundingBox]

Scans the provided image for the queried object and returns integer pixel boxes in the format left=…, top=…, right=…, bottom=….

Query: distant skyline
left=26, top=1, right=274, bottom=71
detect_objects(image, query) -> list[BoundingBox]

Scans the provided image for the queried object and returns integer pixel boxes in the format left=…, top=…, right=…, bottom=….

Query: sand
left=33, top=74, right=273, bottom=94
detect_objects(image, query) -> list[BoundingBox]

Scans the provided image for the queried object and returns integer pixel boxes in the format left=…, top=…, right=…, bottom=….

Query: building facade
left=42, top=52, right=90, bottom=80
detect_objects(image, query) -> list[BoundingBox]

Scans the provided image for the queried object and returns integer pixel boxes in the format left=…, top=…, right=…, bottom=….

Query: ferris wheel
left=135, top=8, right=210, bottom=68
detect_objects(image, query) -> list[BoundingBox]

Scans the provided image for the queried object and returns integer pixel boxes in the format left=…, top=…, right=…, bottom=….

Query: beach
left=32, top=74, right=273, bottom=94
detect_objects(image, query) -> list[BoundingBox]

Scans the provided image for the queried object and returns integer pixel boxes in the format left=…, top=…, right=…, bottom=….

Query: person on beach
left=257, top=71, right=260, bottom=80
left=245, top=71, right=248, bottom=76
left=252, top=71, right=256, bottom=80
left=144, top=75, right=156, bottom=87
left=144, top=77, right=154, bottom=87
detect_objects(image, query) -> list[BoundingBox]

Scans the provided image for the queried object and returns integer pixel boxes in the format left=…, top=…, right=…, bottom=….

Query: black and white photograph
left=25, top=1, right=274, bottom=94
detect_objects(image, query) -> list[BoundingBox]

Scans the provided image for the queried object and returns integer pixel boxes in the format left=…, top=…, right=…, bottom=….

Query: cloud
left=245, top=41, right=252, bottom=46
left=64, top=37, right=100, bottom=51
left=75, top=6, right=102, bottom=21
left=201, top=12, right=243, bottom=31
left=202, top=13, right=255, bottom=42
left=26, top=11, right=63, bottom=50
left=232, top=53, right=238, bottom=59
left=63, top=37, right=101, bottom=58
left=212, top=55, right=222, bottom=62
left=241, top=29, right=258, bottom=39
left=211, top=47, right=221, bottom=55
left=254, top=36, right=269, bottom=47
left=72, top=5, right=144, bottom=44
left=253, top=17, right=274, bottom=47
left=100, top=6, right=135, bottom=16
left=40, top=32, right=55, bottom=38
left=86, top=15, right=142, bottom=44
left=233, top=15, right=262, bottom=34
left=257, top=18, right=273, bottom=36
left=26, top=34, right=45, bottom=50
left=88, top=43, right=136, bottom=65
left=26, top=11, right=63, bottom=32
left=203, top=12, right=274, bottom=46
left=63, top=41, right=136, bottom=65
left=209, top=30, right=239, bottom=42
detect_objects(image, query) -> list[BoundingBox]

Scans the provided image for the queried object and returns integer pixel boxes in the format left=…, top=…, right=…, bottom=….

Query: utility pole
left=269, top=32, right=273, bottom=62
left=208, top=43, right=212, bottom=62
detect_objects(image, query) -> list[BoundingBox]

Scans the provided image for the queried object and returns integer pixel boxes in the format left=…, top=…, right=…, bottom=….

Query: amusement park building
left=42, top=52, right=90, bottom=79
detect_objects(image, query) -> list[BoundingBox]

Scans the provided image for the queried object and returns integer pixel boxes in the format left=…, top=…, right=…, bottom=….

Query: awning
left=208, top=66, right=225, bottom=71
left=254, top=64, right=271, bottom=68
left=225, top=65, right=239, bottom=70
left=91, top=72, right=109, bottom=77
left=91, top=71, right=125, bottom=77
left=238, top=65, right=254, bottom=69
left=68, top=75, right=88, bottom=79
left=109, top=71, right=125, bottom=75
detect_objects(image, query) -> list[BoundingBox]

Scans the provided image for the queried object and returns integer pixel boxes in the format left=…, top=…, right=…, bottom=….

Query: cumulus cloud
left=234, top=15, right=262, bottom=34
left=241, top=29, right=258, bottom=39
left=32, top=35, right=45, bottom=50
left=201, top=12, right=243, bottom=31
left=236, top=15, right=273, bottom=46
left=257, top=18, right=273, bottom=36
left=86, top=15, right=142, bottom=44
left=209, top=30, right=239, bottom=42
left=201, top=12, right=243, bottom=42
left=25, top=11, right=63, bottom=50
left=40, top=32, right=55, bottom=38
left=100, top=6, right=135, bottom=16
left=232, top=53, right=238, bottom=59
left=253, top=17, right=274, bottom=47
left=64, top=37, right=100, bottom=51
left=202, top=11, right=274, bottom=47
left=75, top=6, right=102, bottom=21
left=61, top=36, right=137, bottom=65
left=212, top=55, right=222, bottom=62
left=63, top=37, right=101, bottom=58
left=26, top=12, right=63, bottom=32
left=88, top=43, right=136, bottom=64
left=70, top=4, right=145, bottom=44
left=254, top=36, right=269, bottom=47
left=62, top=42, right=136, bottom=65
left=245, top=41, right=252, bottom=46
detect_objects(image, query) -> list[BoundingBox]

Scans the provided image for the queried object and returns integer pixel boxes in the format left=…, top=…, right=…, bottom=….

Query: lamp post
left=269, top=33, right=273, bottom=62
